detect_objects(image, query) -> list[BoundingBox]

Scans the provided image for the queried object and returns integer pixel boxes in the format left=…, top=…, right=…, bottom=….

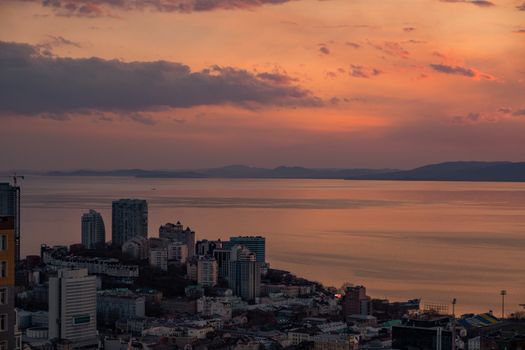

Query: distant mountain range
left=45, top=165, right=394, bottom=179
left=42, top=161, right=525, bottom=182
left=357, top=161, right=525, bottom=182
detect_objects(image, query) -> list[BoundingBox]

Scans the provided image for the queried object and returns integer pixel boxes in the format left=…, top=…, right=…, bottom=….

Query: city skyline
left=1, top=2, right=525, bottom=348
left=1, top=0, right=525, bottom=171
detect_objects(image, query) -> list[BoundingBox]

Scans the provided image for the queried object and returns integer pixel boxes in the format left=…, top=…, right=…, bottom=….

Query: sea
left=19, top=176, right=525, bottom=315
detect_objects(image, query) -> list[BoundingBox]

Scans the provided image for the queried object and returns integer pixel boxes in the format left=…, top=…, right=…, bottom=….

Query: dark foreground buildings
left=0, top=182, right=21, bottom=262
left=0, top=216, right=21, bottom=349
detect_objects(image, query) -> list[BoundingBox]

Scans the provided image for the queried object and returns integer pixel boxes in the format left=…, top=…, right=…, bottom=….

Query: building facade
left=42, top=245, right=139, bottom=278
left=213, top=249, right=231, bottom=280
left=81, top=209, right=106, bottom=249
left=159, top=221, right=195, bottom=257
left=0, top=216, right=21, bottom=350
left=48, top=268, right=98, bottom=348
left=342, top=285, right=371, bottom=317
left=167, top=241, right=188, bottom=263
left=149, top=247, right=168, bottom=271
left=0, top=183, right=21, bottom=262
left=111, top=199, right=148, bottom=247
left=197, top=256, right=218, bottom=287
left=122, top=236, right=149, bottom=260
left=97, top=289, right=145, bottom=327
left=195, top=239, right=223, bottom=256
left=228, top=245, right=261, bottom=302
left=224, top=236, right=265, bottom=264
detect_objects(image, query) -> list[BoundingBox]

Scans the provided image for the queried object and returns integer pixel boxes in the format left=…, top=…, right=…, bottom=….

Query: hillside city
left=1, top=182, right=525, bottom=350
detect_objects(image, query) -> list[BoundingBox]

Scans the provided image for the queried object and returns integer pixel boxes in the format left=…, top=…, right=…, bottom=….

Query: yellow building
left=0, top=216, right=21, bottom=349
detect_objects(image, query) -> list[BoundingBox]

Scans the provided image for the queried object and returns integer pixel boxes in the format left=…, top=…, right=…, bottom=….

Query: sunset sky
left=1, top=0, right=525, bottom=170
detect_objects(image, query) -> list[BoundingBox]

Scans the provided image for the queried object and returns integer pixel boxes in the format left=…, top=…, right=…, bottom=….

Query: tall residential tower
left=111, top=199, right=148, bottom=247
left=81, top=209, right=106, bottom=249
left=228, top=245, right=261, bottom=302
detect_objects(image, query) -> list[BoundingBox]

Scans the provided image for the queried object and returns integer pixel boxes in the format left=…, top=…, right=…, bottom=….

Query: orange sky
left=1, top=0, right=524, bottom=170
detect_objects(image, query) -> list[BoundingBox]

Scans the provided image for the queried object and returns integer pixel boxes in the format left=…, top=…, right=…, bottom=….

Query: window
left=0, top=262, right=6, bottom=278
left=0, top=314, right=6, bottom=332
left=0, top=288, right=6, bottom=305
left=0, top=235, right=5, bottom=251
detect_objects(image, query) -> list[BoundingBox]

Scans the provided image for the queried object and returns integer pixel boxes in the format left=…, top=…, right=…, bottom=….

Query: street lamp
left=501, top=290, right=507, bottom=319
left=451, top=298, right=457, bottom=350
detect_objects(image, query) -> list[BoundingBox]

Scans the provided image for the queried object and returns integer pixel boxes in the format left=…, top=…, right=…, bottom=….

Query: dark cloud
left=319, top=46, right=331, bottom=55
left=517, top=2, right=525, bottom=10
left=126, top=112, right=156, bottom=125
left=40, top=35, right=82, bottom=49
left=349, top=65, right=383, bottom=79
left=403, top=26, right=416, bottom=32
left=429, top=63, right=496, bottom=80
left=514, top=29, right=525, bottom=34
left=34, top=0, right=297, bottom=16
left=429, top=63, right=476, bottom=77
left=368, top=41, right=410, bottom=59
left=41, top=112, right=72, bottom=121
left=439, top=0, right=495, bottom=7
left=498, top=107, right=512, bottom=114
left=451, top=112, right=481, bottom=124
left=0, top=41, right=322, bottom=116
left=513, top=109, right=525, bottom=116
left=346, top=42, right=361, bottom=49
left=255, top=72, right=296, bottom=84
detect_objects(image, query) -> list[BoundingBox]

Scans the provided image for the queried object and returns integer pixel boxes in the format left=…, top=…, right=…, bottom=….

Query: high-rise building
left=111, top=199, right=148, bottom=247
left=213, top=249, right=231, bottom=280
left=0, top=183, right=21, bottom=262
left=228, top=245, right=261, bottom=302
left=48, top=268, right=98, bottom=348
left=197, top=256, right=218, bottom=287
left=81, top=209, right=106, bottom=249
left=159, top=221, right=195, bottom=257
left=224, top=236, right=265, bottom=263
left=0, top=216, right=21, bottom=349
left=342, top=285, right=372, bottom=317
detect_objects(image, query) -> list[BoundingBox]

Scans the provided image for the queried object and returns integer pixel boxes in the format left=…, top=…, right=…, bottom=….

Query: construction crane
left=1, top=173, right=25, bottom=186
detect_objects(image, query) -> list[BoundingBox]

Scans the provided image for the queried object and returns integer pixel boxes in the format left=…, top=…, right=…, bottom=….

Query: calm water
left=19, top=176, right=525, bottom=315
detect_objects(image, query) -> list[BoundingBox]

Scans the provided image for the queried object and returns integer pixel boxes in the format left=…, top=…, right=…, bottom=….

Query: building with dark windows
left=159, top=221, right=195, bottom=257
left=111, top=199, right=148, bottom=247
left=213, top=248, right=231, bottom=280
left=197, top=255, right=218, bottom=287
left=0, top=216, right=21, bottom=349
left=392, top=324, right=453, bottom=350
left=228, top=245, right=261, bottom=302
left=81, top=209, right=106, bottom=249
left=196, top=239, right=223, bottom=256
left=0, top=182, right=21, bottom=262
left=97, top=289, right=145, bottom=327
left=342, top=285, right=372, bottom=318
left=224, top=236, right=265, bottom=264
